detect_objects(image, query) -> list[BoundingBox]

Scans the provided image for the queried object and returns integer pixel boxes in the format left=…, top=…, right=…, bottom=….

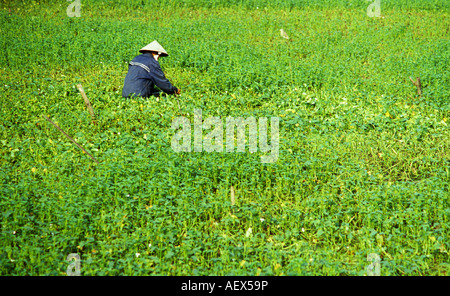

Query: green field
left=1, top=0, right=449, bottom=275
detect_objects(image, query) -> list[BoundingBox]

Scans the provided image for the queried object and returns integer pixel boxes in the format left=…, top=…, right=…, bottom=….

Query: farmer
left=122, top=40, right=180, bottom=98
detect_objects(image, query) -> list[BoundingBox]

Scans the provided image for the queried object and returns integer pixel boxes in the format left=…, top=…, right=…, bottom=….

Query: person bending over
left=122, top=40, right=180, bottom=98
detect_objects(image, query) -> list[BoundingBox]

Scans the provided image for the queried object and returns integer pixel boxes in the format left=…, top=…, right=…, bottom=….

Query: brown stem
left=42, top=115, right=99, bottom=164
left=76, top=84, right=96, bottom=123
left=409, top=76, right=422, bottom=96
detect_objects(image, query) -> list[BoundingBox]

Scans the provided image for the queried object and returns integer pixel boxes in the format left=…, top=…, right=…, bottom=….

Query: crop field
left=0, top=0, right=449, bottom=276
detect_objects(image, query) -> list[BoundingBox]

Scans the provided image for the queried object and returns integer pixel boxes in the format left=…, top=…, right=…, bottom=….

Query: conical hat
left=139, top=40, right=169, bottom=56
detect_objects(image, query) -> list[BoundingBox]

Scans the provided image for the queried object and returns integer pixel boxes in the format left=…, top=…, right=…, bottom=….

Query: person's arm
left=150, top=63, right=178, bottom=94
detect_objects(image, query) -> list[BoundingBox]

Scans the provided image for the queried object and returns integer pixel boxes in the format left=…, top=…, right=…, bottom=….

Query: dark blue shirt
left=122, top=52, right=178, bottom=98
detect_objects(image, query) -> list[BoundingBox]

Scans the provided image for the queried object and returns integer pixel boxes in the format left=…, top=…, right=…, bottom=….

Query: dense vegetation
left=1, top=0, right=449, bottom=275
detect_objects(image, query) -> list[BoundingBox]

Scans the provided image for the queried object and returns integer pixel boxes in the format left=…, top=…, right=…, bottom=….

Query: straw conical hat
left=139, top=40, right=169, bottom=56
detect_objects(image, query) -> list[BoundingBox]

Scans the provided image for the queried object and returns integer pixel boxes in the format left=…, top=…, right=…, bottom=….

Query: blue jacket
left=122, top=52, right=178, bottom=98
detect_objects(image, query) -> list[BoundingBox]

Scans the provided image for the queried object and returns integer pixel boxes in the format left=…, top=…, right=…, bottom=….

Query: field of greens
left=1, top=0, right=449, bottom=275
